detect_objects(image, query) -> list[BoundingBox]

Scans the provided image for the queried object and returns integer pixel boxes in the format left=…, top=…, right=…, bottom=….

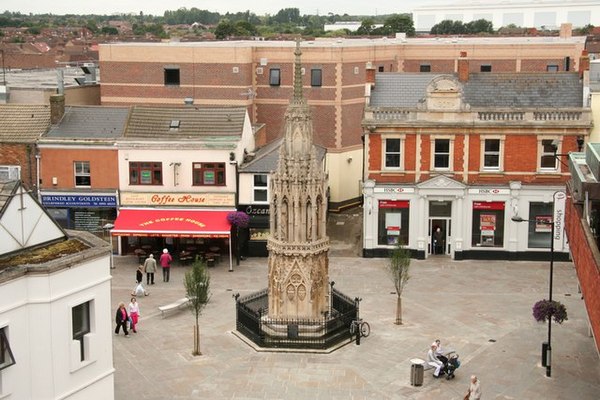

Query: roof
left=0, top=104, right=50, bottom=142
left=124, top=106, right=247, bottom=140
left=3, top=67, right=90, bottom=89
left=240, top=138, right=326, bottom=173
left=370, top=72, right=583, bottom=108
left=45, top=106, right=129, bottom=139
left=0, top=180, right=19, bottom=214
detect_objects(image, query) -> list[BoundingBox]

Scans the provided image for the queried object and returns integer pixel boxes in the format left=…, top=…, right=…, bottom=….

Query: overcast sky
left=1, top=0, right=440, bottom=16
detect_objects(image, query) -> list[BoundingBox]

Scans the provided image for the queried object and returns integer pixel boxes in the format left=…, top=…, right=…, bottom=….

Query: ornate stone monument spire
left=267, top=40, right=330, bottom=319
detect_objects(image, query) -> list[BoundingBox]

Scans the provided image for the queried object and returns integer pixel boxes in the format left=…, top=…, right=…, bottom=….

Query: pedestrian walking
left=136, top=265, right=144, bottom=284
left=144, top=253, right=157, bottom=285
left=160, top=248, right=173, bottom=282
left=128, top=297, right=140, bottom=333
left=464, top=375, right=482, bottom=400
left=114, top=302, right=129, bottom=337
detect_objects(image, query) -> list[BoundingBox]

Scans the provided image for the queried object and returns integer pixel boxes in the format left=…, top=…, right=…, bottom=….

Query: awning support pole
left=228, top=235, right=233, bottom=272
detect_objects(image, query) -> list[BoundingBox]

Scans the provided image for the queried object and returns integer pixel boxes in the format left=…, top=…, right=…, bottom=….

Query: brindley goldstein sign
left=120, top=192, right=235, bottom=207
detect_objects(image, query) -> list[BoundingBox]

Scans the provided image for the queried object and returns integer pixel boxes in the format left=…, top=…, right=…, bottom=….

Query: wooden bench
left=158, top=297, right=190, bottom=318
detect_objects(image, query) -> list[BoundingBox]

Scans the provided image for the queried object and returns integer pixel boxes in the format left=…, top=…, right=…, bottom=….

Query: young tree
left=388, top=244, right=410, bottom=325
left=184, top=259, right=211, bottom=356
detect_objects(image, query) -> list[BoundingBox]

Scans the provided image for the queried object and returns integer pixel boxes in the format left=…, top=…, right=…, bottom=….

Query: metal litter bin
left=410, top=358, right=424, bottom=386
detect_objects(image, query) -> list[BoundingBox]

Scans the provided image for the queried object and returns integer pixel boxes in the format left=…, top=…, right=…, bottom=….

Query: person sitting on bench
left=427, top=343, right=445, bottom=378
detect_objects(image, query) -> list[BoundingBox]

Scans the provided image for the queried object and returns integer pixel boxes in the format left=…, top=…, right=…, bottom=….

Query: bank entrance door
left=429, top=201, right=452, bottom=255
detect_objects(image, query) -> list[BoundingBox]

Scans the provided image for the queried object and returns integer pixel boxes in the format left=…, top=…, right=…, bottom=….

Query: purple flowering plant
left=227, top=211, right=249, bottom=228
left=532, top=299, right=568, bottom=324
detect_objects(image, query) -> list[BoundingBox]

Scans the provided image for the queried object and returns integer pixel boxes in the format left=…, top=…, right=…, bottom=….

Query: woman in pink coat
left=159, top=248, right=173, bottom=282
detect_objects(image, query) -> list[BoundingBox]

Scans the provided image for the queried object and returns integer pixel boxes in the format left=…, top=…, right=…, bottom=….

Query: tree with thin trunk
left=184, top=258, right=211, bottom=356
left=388, top=244, right=411, bottom=325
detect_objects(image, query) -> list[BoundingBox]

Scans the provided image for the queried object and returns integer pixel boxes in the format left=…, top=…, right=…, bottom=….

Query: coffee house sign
left=121, top=192, right=235, bottom=207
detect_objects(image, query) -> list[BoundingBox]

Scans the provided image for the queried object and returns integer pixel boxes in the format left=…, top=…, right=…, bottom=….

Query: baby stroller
left=443, top=353, right=460, bottom=380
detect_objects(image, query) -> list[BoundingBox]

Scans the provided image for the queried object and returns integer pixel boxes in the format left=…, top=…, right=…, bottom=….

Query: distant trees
left=100, top=26, right=118, bottom=35
left=381, top=14, right=415, bottom=36
left=430, top=19, right=493, bottom=35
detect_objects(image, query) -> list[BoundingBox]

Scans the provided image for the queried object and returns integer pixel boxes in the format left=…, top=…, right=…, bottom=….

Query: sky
left=0, top=0, right=439, bottom=17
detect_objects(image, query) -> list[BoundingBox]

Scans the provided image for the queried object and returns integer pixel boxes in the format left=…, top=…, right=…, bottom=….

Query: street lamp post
left=102, top=223, right=115, bottom=269
left=512, top=191, right=565, bottom=378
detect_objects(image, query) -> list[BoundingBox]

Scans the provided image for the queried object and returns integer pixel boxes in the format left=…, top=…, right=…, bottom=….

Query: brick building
left=361, top=54, right=592, bottom=259
left=98, top=35, right=586, bottom=210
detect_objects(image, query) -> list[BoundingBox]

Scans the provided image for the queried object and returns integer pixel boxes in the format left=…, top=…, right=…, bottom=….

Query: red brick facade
left=0, top=143, right=37, bottom=189
left=565, top=196, right=600, bottom=353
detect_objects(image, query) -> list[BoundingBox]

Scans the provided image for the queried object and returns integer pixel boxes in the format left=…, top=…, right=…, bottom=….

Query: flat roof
left=1, top=67, right=93, bottom=89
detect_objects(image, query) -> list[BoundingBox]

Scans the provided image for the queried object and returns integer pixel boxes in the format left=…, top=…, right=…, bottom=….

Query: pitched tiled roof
left=463, top=73, right=583, bottom=108
left=0, top=104, right=50, bottom=143
left=371, top=72, right=583, bottom=108
left=240, top=138, right=326, bottom=173
left=45, top=106, right=129, bottom=139
left=124, top=106, right=246, bottom=140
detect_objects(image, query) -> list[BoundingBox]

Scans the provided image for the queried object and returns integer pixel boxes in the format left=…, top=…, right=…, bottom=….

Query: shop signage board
left=468, top=188, right=510, bottom=195
left=120, top=192, right=235, bottom=207
left=42, top=194, right=117, bottom=207
left=374, top=187, right=415, bottom=194
left=553, top=191, right=566, bottom=252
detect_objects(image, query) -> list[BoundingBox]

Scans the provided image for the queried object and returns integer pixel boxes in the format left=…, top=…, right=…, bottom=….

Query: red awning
left=111, top=208, right=232, bottom=238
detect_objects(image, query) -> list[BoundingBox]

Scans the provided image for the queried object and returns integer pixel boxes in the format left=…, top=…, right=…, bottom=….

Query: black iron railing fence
left=235, top=288, right=358, bottom=349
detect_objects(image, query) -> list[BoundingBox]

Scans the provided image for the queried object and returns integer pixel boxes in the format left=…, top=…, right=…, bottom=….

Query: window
left=384, top=138, right=402, bottom=169
left=480, top=64, right=492, bottom=72
left=471, top=202, right=505, bottom=247
left=0, top=327, right=16, bottom=371
left=74, top=161, right=91, bottom=187
left=378, top=200, right=410, bottom=246
left=527, top=202, right=553, bottom=248
left=420, top=64, right=431, bottom=72
left=482, top=139, right=501, bottom=170
left=269, top=68, right=280, bottom=86
left=378, top=66, right=384, bottom=72
left=0, top=165, right=20, bottom=180
left=193, top=163, right=225, bottom=186
left=433, top=139, right=451, bottom=169
left=129, top=162, right=163, bottom=185
left=72, top=302, right=90, bottom=362
left=540, top=139, right=558, bottom=170
left=311, top=68, right=322, bottom=87
left=253, top=174, right=268, bottom=203
left=546, top=64, right=559, bottom=72
left=164, top=67, right=180, bottom=86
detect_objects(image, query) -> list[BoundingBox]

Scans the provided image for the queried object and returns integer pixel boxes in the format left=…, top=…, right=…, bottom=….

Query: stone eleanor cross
left=267, top=40, right=330, bottom=319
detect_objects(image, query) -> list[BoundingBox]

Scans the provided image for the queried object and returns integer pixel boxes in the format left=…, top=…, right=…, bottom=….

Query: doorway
left=429, top=200, right=452, bottom=255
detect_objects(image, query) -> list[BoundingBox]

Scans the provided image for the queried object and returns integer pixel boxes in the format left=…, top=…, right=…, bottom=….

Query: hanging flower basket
left=532, top=299, right=568, bottom=324
left=227, top=211, right=249, bottom=228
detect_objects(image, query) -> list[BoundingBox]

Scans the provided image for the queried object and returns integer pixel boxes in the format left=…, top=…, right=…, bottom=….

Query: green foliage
left=214, top=19, right=236, bottom=39
left=101, top=26, right=118, bottom=35
left=382, top=14, right=415, bottom=37
left=357, top=18, right=375, bottom=35
left=26, top=26, right=41, bottom=35
left=577, top=24, right=595, bottom=35
left=466, top=19, right=494, bottom=34
left=184, top=259, right=211, bottom=324
left=271, top=8, right=300, bottom=25
left=388, top=244, right=411, bottom=296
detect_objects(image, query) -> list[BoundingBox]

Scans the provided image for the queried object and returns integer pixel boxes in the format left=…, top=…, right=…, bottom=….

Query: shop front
left=112, top=191, right=236, bottom=270
left=41, top=192, right=118, bottom=233
left=237, top=204, right=270, bottom=257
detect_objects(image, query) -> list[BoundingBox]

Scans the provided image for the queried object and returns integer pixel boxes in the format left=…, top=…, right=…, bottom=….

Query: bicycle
left=350, top=318, right=371, bottom=338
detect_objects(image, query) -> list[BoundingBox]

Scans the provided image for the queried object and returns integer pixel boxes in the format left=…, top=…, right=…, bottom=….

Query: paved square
left=111, top=255, right=600, bottom=399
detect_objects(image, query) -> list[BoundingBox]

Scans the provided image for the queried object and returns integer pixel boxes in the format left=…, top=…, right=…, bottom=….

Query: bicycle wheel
left=360, top=322, right=370, bottom=337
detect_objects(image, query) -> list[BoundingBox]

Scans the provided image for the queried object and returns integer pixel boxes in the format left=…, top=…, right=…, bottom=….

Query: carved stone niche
left=425, top=75, right=465, bottom=112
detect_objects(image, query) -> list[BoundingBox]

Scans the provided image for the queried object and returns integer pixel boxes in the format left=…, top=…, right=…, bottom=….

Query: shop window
left=480, top=64, right=492, bottom=72
left=482, top=139, right=501, bottom=171
left=527, top=202, right=553, bottom=248
left=0, top=327, right=16, bottom=371
left=433, top=139, right=451, bottom=170
left=253, top=174, right=268, bottom=203
left=164, top=67, right=180, bottom=86
left=311, top=68, right=322, bottom=87
left=384, top=138, right=402, bottom=169
left=269, top=68, right=281, bottom=86
left=420, top=64, right=431, bottom=72
left=539, top=139, right=558, bottom=171
left=471, top=201, right=505, bottom=247
left=193, top=163, right=225, bottom=186
left=129, top=162, right=162, bottom=185
left=377, top=200, right=410, bottom=246
left=74, top=161, right=91, bottom=187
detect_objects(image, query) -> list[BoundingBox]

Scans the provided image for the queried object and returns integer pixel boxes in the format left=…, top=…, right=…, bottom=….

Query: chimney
left=366, top=62, right=376, bottom=86
left=580, top=50, right=590, bottom=79
left=559, top=23, right=572, bottom=39
left=458, top=51, right=469, bottom=82
left=50, top=94, right=65, bottom=124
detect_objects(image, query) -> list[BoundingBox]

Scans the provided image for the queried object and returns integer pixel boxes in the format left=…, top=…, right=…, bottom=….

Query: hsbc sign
left=374, top=187, right=415, bottom=194
left=467, top=188, right=510, bottom=195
